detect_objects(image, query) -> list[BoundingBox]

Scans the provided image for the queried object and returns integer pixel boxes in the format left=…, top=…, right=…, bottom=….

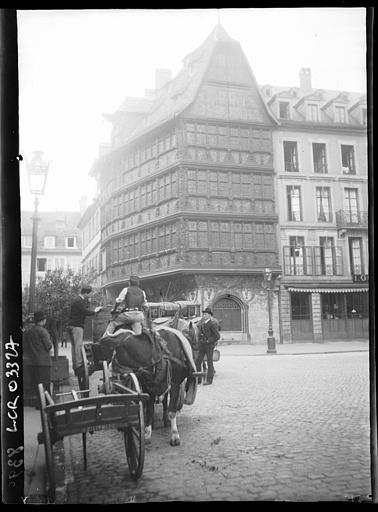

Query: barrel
left=92, top=305, right=114, bottom=343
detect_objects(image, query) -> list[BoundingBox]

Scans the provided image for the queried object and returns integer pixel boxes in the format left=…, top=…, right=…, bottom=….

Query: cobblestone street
left=56, top=350, right=371, bottom=503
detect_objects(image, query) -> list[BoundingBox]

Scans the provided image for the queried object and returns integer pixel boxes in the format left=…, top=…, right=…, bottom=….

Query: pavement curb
left=221, top=349, right=369, bottom=357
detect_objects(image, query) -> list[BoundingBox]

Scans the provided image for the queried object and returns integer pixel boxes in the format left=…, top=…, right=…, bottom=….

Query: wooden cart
left=37, top=377, right=149, bottom=503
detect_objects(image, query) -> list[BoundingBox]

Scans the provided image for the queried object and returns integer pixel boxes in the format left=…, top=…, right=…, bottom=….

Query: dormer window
left=307, top=103, right=319, bottom=122
left=279, top=101, right=290, bottom=119
left=335, top=105, right=347, bottom=123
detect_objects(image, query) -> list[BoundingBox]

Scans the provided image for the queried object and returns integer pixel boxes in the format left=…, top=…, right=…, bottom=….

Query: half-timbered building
left=89, top=25, right=280, bottom=343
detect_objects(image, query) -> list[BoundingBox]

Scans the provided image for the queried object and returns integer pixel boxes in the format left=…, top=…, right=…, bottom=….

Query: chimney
left=79, top=195, right=87, bottom=214
left=155, top=68, right=171, bottom=90
left=299, top=68, right=312, bottom=91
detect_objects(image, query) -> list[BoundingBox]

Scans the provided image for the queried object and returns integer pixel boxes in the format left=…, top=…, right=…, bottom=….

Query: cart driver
left=110, top=276, right=147, bottom=335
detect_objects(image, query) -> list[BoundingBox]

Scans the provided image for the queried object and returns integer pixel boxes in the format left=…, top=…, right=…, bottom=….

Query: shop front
left=287, top=286, right=369, bottom=342
left=321, top=290, right=369, bottom=339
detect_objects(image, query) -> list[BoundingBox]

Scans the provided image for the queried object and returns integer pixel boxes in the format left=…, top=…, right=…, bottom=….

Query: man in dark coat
left=23, top=311, right=53, bottom=407
left=195, top=307, right=220, bottom=385
left=68, top=285, right=102, bottom=387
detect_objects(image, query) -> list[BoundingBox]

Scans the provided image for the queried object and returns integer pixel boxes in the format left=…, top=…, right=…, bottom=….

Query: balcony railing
left=283, top=245, right=343, bottom=276
left=335, top=210, right=368, bottom=229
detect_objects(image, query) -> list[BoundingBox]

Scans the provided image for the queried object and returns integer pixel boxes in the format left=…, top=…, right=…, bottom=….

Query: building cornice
left=102, top=265, right=282, bottom=288
left=101, top=211, right=279, bottom=245
left=276, top=120, right=367, bottom=135
left=277, top=174, right=368, bottom=182
left=21, top=248, right=82, bottom=254
left=181, top=115, right=275, bottom=130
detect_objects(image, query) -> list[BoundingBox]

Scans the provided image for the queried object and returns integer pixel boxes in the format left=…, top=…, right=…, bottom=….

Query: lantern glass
left=28, top=172, right=47, bottom=195
left=27, top=151, right=49, bottom=195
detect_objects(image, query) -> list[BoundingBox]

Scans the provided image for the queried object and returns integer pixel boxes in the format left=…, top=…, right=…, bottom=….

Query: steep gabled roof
left=103, top=96, right=153, bottom=123
left=130, top=24, right=234, bottom=137
left=118, top=96, right=153, bottom=113
left=103, top=24, right=277, bottom=149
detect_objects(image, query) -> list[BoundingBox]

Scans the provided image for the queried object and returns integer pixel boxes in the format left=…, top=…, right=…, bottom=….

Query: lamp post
left=263, top=267, right=277, bottom=354
left=27, top=151, right=50, bottom=314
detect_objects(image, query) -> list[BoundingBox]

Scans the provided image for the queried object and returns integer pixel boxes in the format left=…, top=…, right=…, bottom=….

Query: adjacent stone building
left=262, top=70, right=368, bottom=342
left=78, top=198, right=101, bottom=288
left=21, top=210, right=83, bottom=292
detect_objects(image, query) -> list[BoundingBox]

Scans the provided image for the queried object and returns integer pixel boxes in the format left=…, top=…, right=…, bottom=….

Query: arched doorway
left=213, top=297, right=242, bottom=332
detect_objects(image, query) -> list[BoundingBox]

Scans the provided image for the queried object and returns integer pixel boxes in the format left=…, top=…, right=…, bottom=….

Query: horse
left=98, top=317, right=199, bottom=446
left=153, top=317, right=199, bottom=426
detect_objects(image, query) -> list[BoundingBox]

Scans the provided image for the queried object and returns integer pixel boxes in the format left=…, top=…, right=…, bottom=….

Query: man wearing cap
left=196, top=307, right=220, bottom=385
left=23, top=311, right=53, bottom=407
left=68, top=286, right=102, bottom=387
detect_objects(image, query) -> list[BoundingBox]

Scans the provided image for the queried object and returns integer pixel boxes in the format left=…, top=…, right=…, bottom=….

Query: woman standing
left=23, top=311, right=53, bottom=407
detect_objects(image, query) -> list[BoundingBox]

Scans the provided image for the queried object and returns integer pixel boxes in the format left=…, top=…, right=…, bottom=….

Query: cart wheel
left=123, top=373, right=145, bottom=480
left=38, top=383, right=56, bottom=503
left=102, top=360, right=111, bottom=394
left=80, top=345, right=90, bottom=394
left=176, top=380, right=186, bottom=411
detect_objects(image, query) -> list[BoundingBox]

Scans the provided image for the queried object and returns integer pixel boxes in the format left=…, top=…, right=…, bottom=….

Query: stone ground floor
left=104, top=272, right=280, bottom=345
left=101, top=273, right=369, bottom=345
left=279, top=285, right=369, bottom=343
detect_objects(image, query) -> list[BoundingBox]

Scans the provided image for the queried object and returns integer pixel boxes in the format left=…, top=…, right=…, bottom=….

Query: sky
left=17, top=7, right=368, bottom=212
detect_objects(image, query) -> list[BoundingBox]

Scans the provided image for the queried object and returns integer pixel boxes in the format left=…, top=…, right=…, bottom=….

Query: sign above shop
left=353, top=274, right=369, bottom=283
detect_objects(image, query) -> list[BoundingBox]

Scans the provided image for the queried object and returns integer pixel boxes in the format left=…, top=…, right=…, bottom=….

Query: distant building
left=21, top=210, right=82, bottom=292
left=84, top=24, right=368, bottom=343
left=77, top=198, right=101, bottom=287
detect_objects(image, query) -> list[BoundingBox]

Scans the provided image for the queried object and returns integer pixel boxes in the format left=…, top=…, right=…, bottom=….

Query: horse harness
left=111, top=328, right=187, bottom=397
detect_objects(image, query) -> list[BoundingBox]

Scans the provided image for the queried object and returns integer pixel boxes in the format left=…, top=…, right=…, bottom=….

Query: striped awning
left=288, top=287, right=369, bottom=293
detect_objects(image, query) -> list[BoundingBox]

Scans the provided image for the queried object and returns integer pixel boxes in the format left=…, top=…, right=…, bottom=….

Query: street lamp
left=263, top=267, right=277, bottom=354
left=27, top=150, right=50, bottom=314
